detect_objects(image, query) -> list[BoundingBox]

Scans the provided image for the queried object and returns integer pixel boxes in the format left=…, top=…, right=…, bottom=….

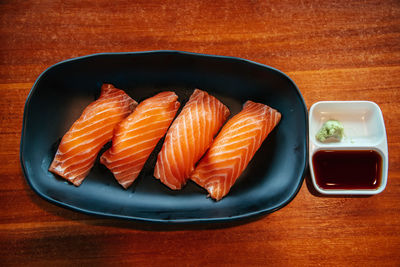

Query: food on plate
left=154, top=89, right=230, bottom=190
left=190, top=100, right=281, bottom=200
left=316, top=120, right=344, bottom=142
left=49, top=84, right=137, bottom=186
left=100, top=92, right=180, bottom=188
left=48, top=84, right=281, bottom=201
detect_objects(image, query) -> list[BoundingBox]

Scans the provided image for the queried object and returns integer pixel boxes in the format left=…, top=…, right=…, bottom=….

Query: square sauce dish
left=309, top=101, right=388, bottom=195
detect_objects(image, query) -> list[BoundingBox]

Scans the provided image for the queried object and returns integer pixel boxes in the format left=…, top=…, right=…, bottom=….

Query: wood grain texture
left=1, top=0, right=399, bottom=266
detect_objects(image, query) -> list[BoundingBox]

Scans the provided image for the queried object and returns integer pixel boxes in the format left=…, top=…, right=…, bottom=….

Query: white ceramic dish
left=309, top=101, right=388, bottom=195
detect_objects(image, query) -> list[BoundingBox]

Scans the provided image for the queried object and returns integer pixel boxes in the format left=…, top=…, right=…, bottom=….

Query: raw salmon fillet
left=154, top=89, right=230, bottom=190
left=190, top=100, right=281, bottom=200
left=100, top=92, right=180, bottom=189
left=49, top=84, right=137, bottom=186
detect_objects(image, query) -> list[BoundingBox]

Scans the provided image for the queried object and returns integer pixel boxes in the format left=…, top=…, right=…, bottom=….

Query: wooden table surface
left=1, top=0, right=399, bottom=266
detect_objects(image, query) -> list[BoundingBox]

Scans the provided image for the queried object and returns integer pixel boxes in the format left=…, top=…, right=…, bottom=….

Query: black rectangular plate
left=20, top=51, right=308, bottom=224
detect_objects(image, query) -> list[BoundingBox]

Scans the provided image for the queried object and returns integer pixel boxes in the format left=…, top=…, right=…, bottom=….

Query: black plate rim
left=20, top=50, right=308, bottom=224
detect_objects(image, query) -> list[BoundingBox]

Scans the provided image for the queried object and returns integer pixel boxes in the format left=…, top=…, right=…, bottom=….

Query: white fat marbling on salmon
left=48, top=84, right=137, bottom=186
left=190, top=100, right=281, bottom=201
left=100, top=91, right=180, bottom=189
left=153, top=89, right=230, bottom=190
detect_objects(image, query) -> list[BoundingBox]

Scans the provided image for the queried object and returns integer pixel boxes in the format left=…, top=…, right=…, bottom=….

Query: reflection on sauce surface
left=312, top=150, right=382, bottom=190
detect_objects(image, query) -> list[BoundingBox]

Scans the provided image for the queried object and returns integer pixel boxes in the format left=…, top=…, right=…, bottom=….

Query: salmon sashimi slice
left=154, top=89, right=230, bottom=190
left=100, top=92, right=180, bottom=189
left=190, top=100, right=281, bottom=200
left=49, top=84, right=137, bottom=186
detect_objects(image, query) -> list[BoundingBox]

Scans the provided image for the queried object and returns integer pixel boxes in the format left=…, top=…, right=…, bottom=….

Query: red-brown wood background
left=1, top=0, right=399, bottom=266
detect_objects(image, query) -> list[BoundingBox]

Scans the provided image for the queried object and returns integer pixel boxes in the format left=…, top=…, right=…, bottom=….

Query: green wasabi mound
left=316, top=120, right=344, bottom=142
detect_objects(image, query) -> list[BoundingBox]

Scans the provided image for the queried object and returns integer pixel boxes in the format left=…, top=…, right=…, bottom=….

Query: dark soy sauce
left=312, top=150, right=382, bottom=190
